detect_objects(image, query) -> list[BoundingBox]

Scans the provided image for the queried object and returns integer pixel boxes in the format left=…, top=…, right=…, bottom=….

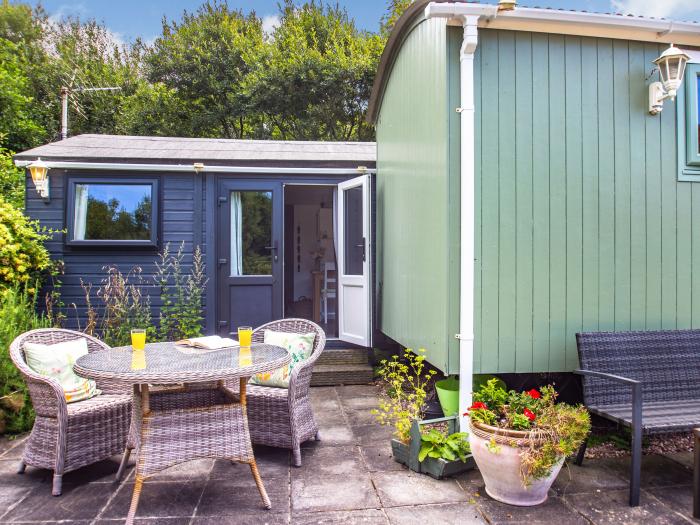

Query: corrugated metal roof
left=14, top=134, right=376, bottom=163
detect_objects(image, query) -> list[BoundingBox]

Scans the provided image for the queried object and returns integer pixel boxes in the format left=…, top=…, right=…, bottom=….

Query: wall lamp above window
left=649, top=44, right=691, bottom=115
left=28, top=158, right=50, bottom=200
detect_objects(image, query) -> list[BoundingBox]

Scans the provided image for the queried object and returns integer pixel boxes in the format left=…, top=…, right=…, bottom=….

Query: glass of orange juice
left=131, top=349, right=146, bottom=370
left=239, top=346, right=252, bottom=367
left=131, top=329, right=146, bottom=351
left=238, top=326, right=252, bottom=347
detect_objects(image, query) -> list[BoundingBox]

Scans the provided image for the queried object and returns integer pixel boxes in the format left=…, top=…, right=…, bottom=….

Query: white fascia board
left=13, top=160, right=375, bottom=176
left=433, top=2, right=700, bottom=46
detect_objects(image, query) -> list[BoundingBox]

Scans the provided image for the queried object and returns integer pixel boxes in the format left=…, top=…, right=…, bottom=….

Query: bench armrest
left=575, top=369, right=643, bottom=437
left=574, top=369, right=641, bottom=386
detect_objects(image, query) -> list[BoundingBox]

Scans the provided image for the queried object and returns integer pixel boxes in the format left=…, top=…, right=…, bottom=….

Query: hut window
left=67, top=178, right=159, bottom=247
left=678, top=63, right=700, bottom=180
left=230, top=190, right=272, bottom=276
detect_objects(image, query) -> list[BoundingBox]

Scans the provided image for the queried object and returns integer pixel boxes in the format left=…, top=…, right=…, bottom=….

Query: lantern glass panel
left=668, top=58, right=681, bottom=82
left=30, top=166, right=46, bottom=184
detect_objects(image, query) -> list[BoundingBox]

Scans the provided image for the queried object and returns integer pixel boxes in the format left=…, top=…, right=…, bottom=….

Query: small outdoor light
left=649, top=44, right=691, bottom=115
left=28, top=158, right=50, bottom=199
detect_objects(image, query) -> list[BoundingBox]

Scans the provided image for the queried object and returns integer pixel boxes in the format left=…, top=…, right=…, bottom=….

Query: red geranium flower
left=523, top=408, right=536, bottom=421
left=463, top=401, right=488, bottom=416
left=526, top=389, right=541, bottom=399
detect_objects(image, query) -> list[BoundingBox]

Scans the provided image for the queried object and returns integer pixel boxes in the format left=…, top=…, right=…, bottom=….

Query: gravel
left=586, top=430, right=693, bottom=459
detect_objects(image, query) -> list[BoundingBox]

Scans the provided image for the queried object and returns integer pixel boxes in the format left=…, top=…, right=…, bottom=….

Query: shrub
left=372, top=348, right=437, bottom=442
left=0, top=196, right=54, bottom=288
left=0, top=286, right=51, bottom=434
left=81, top=266, right=156, bottom=347
left=0, top=147, right=24, bottom=209
left=155, top=242, right=207, bottom=341
left=78, top=243, right=207, bottom=345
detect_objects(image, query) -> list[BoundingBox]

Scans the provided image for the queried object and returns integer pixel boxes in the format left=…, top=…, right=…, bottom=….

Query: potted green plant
left=467, top=379, right=590, bottom=506
left=372, top=349, right=474, bottom=479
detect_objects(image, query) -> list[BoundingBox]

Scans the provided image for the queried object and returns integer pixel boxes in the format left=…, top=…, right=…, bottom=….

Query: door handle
left=357, top=238, right=366, bottom=262
left=264, top=241, right=279, bottom=262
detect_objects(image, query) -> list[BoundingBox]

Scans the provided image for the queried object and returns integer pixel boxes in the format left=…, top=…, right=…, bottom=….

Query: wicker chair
left=10, top=329, right=131, bottom=496
left=226, top=318, right=326, bottom=466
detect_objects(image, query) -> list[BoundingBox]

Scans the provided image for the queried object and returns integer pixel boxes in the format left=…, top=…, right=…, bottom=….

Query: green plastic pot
left=435, top=376, right=460, bottom=417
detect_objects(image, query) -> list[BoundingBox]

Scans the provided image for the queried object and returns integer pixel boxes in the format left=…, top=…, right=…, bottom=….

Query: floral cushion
left=23, top=338, right=100, bottom=403
left=249, top=330, right=316, bottom=388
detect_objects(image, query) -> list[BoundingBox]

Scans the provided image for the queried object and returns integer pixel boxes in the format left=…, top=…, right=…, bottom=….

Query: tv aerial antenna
left=60, top=85, right=122, bottom=140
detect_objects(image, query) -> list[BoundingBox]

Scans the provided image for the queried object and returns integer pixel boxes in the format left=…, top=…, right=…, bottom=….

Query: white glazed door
left=337, top=175, right=371, bottom=346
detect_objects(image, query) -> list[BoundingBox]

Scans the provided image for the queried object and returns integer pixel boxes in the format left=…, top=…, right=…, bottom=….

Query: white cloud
left=261, top=14, right=280, bottom=35
left=105, top=28, right=126, bottom=49
left=611, top=0, right=700, bottom=20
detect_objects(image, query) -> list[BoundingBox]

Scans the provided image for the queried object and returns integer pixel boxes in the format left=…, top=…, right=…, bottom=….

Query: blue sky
left=19, top=1, right=700, bottom=45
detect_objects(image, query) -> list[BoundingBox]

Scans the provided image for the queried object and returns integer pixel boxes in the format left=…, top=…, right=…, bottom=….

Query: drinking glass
left=238, top=326, right=253, bottom=347
left=239, top=346, right=252, bottom=367
left=131, top=349, right=146, bottom=370
left=131, top=329, right=146, bottom=351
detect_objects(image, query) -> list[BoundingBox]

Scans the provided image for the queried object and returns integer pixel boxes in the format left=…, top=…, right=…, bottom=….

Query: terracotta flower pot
left=469, top=420, right=564, bottom=506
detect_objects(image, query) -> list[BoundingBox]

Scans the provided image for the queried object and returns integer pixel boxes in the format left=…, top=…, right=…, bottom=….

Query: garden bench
left=575, top=329, right=700, bottom=507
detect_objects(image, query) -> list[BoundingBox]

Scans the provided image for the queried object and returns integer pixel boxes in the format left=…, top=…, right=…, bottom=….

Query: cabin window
left=230, top=191, right=272, bottom=276
left=67, top=178, right=159, bottom=247
left=678, top=63, right=700, bottom=180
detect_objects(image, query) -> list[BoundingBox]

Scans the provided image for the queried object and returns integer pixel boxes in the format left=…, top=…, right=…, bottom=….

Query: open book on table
left=175, top=335, right=239, bottom=350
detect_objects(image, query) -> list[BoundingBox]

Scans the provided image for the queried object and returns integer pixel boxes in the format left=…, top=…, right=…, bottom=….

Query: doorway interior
left=283, top=185, right=338, bottom=338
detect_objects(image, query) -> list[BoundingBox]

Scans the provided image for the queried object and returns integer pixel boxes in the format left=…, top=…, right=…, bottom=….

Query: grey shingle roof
left=14, top=134, right=376, bottom=165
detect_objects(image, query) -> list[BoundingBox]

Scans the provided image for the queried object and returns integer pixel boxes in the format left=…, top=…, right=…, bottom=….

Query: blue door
left=217, top=179, right=283, bottom=336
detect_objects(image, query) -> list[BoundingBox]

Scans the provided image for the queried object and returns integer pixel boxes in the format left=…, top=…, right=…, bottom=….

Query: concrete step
left=310, top=364, right=375, bottom=386
left=316, top=348, right=369, bottom=366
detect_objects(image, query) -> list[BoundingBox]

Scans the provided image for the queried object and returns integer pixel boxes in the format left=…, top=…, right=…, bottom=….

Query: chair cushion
left=23, top=338, right=100, bottom=403
left=249, top=330, right=316, bottom=388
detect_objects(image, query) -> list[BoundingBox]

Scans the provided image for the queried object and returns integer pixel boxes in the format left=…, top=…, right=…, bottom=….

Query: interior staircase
left=311, top=347, right=375, bottom=386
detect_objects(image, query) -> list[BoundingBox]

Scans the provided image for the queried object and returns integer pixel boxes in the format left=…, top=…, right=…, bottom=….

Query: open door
left=337, top=175, right=372, bottom=346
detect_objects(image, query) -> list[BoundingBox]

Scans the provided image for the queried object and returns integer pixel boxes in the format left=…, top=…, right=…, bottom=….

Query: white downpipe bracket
left=425, top=3, right=496, bottom=431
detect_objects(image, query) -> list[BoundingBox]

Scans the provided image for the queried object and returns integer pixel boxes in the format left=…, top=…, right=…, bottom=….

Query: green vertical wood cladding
left=376, top=18, right=458, bottom=374
left=474, top=29, right=691, bottom=373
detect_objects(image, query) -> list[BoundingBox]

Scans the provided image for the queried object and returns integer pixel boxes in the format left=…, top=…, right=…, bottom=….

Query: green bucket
left=435, top=376, right=460, bottom=417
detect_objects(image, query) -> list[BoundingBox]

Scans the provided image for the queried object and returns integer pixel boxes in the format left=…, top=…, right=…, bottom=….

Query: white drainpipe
left=424, top=2, right=498, bottom=431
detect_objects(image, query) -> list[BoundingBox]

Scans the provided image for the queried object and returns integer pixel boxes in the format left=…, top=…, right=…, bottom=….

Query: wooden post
left=239, top=377, right=247, bottom=407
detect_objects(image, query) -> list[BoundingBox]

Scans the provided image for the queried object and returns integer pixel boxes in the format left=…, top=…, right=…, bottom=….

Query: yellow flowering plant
left=0, top=197, right=56, bottom=288
left=372, top=348, right=437, bottom=443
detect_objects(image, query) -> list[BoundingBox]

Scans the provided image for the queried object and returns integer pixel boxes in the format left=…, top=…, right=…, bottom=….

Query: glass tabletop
left=74, top=342, right=290, bottom=383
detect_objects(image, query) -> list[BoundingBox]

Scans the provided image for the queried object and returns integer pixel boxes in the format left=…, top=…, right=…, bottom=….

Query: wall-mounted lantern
left=28, top=158, right=50, bottom=199
left=649, top=44, right=690, bottom=115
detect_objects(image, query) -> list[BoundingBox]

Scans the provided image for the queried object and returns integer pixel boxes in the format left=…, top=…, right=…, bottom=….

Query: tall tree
left=40, top=18, right=144, bottom=139
left=245, top=1, right=382, bottom=141
left=0, top=38, right=44, bottom=151
left=381, top=0, right=413, bottom=37
left=144, top=1, right=264, bottom=139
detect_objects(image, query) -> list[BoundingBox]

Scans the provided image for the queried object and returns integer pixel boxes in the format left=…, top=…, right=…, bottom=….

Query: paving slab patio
left=0, top=384, right=697, bottom=524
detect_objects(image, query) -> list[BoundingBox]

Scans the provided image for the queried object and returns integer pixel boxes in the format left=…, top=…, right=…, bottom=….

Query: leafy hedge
left=0, top=287, right=51, bottom=434
left=0, top=196, right=54, bottom=288
left=0, top=194, right=57, bottom=433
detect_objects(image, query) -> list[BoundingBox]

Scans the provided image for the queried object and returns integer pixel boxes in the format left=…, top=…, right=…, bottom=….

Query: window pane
left=231, top=191, right=272, bottom=276
left=74, top=184, right=152, bottom=241
left=343, top=186, right=364, bottom=275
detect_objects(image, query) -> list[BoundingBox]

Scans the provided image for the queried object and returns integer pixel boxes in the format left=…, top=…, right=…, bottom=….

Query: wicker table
left=74, top=342, right=290, bottom=524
